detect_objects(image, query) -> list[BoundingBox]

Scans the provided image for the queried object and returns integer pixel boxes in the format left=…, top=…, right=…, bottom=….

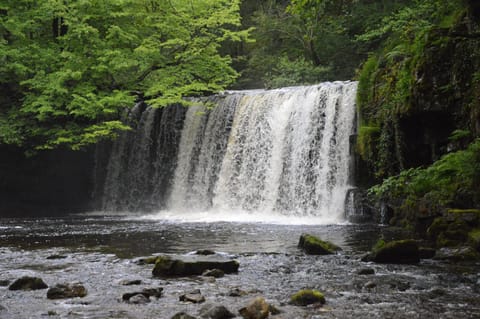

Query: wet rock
left=433, top=246, right=480, bottom=261
left=120, top=279, right=142, bottom=286
left=419, top=247, right=436, bottom=259
left=196, top=250, right=216, bottom=255
left=290, top=289, right=326, bottom=306
left=298, top=234, right=341, bottom=255
left=129, top=294, right=150, bottom=304
left=46, top=254, right=67, bottom=260
left=180, top=289, right=206, bottom=303
left=228, top=288, right=248, bottom=297
left=9, top=276, right=48, bottom=291
left=428, top=287, right=447, bottom=298
left=239, top=297, right=270, bottom=319
left=46, top=283, right=87, bottom=299
left=202, top=269, right=224, bottom=278
left=122, top=287, right=163, bottom=302
left=364, top=281, right=376, bottom=289
left=0, top=280, right=10, bottom=286
left=357, top=267, right=375, bottom=275
left=362, top=239, right=420, bottom=264
left=172, top=312, right=197, bottom=319
left=152, top=255, right=239, bottom=277
left=202, top=276, right=216, bottom=283
left=200, top=304, right=235, bottom=319
left=389, top=280, right=410, bottom=291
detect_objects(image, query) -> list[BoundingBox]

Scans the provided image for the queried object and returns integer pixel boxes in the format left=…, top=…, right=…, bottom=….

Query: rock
left=196, top=250, right=216, bottom=255
left=46, top=254, right=67, bottom=260
left=152, top=255, right=239, bottom=277
left=362, top=239, right=420, bottom=264
left=239, top=297, right=270, bottom=319
left=290, top=289, right=326, bottom=306
left=0, top=280, right=10, bottom=287
left=202, top=269, right=224, bottom=278
left=171, top=312, right=197, bottom=319
left=9, top=276, right=48, bottom=291
left=434, top=246, right=480, bottom=261
left=128, top=294, right=150, bottom=304
left=180, top=289, right=206, bottom=303
left=122, top=287, right=163, bottom=302
left=200, top=304, right=235, bottom=319
left=228, top=288, right=248, bottom=297
left=357, top=268, right=375, bottom=275
left=46, top=283, right=87, bottom=299
left=364, top=281, right=376, bottom=289
left=419, top=247, right=436, bottom=259
left=120, top=279, right=142, bottom=286
left=298, top=234, right=342, bottom=255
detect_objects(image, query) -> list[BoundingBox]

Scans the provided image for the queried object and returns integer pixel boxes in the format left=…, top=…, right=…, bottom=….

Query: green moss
left=290, top=289, right=325, bottom=306
left=427, top=217, right=449, bottom=239
left=468, top=228, right=480, bottom=250
left=447, top=209, right=480, bottom=215
left=298, top=234, right=341, bottom=255
left=357, top=126, right=380, bottom=162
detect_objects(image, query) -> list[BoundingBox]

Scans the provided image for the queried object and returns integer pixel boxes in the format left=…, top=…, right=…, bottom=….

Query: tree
left=0, top=0, right=249, bottom=151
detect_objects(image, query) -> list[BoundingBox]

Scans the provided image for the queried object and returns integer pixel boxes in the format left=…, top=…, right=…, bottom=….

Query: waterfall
left=98, top=82, right=357, bottom=223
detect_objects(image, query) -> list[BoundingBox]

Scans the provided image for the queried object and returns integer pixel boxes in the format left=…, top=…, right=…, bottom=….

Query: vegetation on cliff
left=356, top=0, right=480, bottom=248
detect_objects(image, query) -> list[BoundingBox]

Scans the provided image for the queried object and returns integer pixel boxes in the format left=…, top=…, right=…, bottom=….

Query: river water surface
left=1, top=213, right=479, bottom=318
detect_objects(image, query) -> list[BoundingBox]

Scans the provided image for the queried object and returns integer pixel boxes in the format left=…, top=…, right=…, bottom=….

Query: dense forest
left=1, top=0, right=480, bottom=246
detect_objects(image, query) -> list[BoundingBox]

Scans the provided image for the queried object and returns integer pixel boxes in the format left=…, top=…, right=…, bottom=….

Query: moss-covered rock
left=362, top=239, right=420, bottom=264
left=290, top=289, right=326, bottom=306
left=298, top=234, right=341, bottom=255
left=152, top=255, right=239, bottom=277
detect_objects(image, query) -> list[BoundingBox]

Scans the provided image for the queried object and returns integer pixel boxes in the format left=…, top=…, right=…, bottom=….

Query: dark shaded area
left=0, top=145, right=95, bottom=217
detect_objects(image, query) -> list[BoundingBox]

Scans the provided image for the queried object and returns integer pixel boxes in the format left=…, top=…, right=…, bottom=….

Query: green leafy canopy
left=0, top=0, right=250, bottom=151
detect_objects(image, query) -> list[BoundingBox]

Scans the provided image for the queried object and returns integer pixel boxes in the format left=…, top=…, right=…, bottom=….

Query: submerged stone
left=152, top=255, right=239, bottom=277
left=298, top=234, right=342, bottom=255
left=179, top=289, right=205, bottom=303
left=362, top=239, right=420, bottom=264
left=290, top=289, right=326, bottom=306
left=122, top=287, right=163, bottom=302
left=9, top=276, right=48, bottom=291
left=357, top=267, right=375, bottom=275
left=47, top=283, right=87, bottom=299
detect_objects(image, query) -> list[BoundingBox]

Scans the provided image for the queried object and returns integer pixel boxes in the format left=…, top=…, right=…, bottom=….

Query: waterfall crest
left=98, top=82, right=357, bottom=223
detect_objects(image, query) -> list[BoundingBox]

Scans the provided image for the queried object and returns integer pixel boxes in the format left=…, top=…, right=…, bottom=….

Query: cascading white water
left=99, top=82, right=357, bottom=224
left=167, top=82, right=357, bottom=223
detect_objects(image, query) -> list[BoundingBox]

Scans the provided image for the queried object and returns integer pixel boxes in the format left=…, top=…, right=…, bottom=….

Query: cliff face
left=356, top=6, right=480, bottom=228
left=0, top=146, right=95, bottom=216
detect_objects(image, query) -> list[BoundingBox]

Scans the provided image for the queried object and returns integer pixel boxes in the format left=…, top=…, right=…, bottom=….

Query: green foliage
left=357, top=125, right=380, bottom=162
left=369, top=139, right=480, bottom=206
left=0, top=0, right=249, bottom=151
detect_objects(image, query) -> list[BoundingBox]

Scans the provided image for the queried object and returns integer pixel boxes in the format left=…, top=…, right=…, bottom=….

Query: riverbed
left=1, top=213, right=479, bottom=318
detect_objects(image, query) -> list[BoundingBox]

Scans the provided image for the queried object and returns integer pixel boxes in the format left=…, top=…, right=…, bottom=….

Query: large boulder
left=290, top=289, right=326, bottom=306
left=9, top=276, right=48, bottom=291
left=47, top=283, right=87, bottom=299
left=298, top=234, right=341, bottom=255
left=152, top=255, right=239, bottom=277
left=362, top=239, right=420, bottom=264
